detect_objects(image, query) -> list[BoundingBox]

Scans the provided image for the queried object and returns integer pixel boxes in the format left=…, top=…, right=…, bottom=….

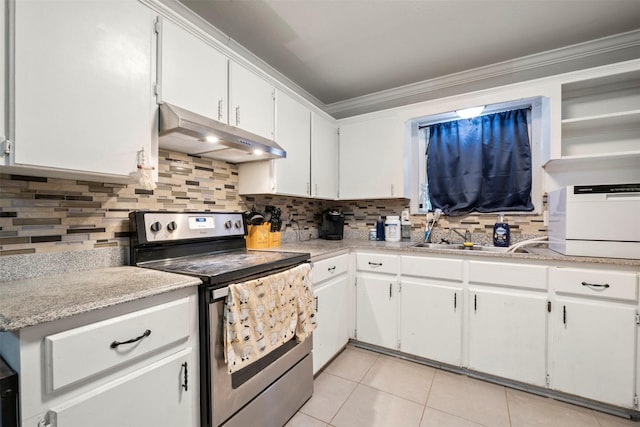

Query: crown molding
left=326, top=29, right=640, bottom=118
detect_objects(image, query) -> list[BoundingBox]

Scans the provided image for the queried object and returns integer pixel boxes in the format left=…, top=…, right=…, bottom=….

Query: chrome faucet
left=450, top=228, right=472, bottom=244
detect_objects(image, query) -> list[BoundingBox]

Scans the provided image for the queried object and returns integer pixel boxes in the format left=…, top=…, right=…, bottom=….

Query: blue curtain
left=426, top=108, right=534, bottom=215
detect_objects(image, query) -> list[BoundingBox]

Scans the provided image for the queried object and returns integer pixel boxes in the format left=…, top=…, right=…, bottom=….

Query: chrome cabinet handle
left=581, top=281, right=609, bottom=289
left=368, top=262, right=382, bottom=267
left=218, top=99, right=224, bottom=121
left=235, top=106, right=240, bottom=126
left=110, top=329, right=151, bottom=349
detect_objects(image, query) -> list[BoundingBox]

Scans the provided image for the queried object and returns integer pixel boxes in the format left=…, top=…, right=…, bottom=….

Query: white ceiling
left=178, top=0, right=640, bottom=106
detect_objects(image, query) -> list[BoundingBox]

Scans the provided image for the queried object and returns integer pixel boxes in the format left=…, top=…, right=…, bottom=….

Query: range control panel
left=138, top=212, right=245, bottom=243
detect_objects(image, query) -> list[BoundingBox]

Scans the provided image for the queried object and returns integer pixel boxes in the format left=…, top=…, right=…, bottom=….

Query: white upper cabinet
left=311, top=111, right=339, bottom=199
left=272, top=89, right=311, bottom=196
left=8, top=0, right=155, bottom=181
left=158, top=17, right=228, bottom=123
left=338, top=112, right=405, bottom=199
left=229, top=61, right=275, bottom=140
left=238, top=90, right=311, bottom=196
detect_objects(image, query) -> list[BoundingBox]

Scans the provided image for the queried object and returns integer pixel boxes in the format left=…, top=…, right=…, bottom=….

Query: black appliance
left=129, top=211, right=312, bottom=427
left=319, top=210, right=344, bottom=240
left=0, top=356, right=19, bottom=427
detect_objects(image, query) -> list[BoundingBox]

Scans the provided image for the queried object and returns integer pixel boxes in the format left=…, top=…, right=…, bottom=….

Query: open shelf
left=560, top=69, right=640, bottom=160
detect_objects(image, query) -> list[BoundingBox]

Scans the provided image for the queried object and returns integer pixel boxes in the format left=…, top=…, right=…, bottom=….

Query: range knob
left=234, top=220, right=243, bottom=229
left=224, top=220, right=233, bottom=229
left=167, top=221, right=177, bottom=232
left=150, top=221, right=162, bottom=232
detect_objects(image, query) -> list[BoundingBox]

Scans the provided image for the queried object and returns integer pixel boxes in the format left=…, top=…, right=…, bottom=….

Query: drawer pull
left=182, top=362, right=189, bottom=391
left=328, top=266, right=336, bottom=272
left=581, top=281, right=610, bottom=290
left=368, top=262, right=383, bottom=267
left=110, top=329, right=151, bottom=349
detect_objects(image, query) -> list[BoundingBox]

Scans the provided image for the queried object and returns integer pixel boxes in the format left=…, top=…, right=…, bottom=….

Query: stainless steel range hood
left=158, top=103, right=286, bottom=163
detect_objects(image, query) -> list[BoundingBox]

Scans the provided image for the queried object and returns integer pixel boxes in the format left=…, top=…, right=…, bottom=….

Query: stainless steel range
left=129, top=211, right=312, bottom=427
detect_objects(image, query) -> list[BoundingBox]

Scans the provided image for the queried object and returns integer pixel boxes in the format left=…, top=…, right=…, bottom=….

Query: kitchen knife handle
left=110, top=329, right=151, bottom=349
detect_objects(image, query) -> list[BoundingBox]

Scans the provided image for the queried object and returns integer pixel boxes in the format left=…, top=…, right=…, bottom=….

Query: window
left=411, top=97, right=546, bottom=215
left=425, top=108, right=534, bottom=215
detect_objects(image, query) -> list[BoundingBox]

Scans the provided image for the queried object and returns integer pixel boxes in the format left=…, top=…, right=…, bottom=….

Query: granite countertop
left=0, top=266, right=201, bottom=332
left=273, top=238, right=640, bottom=267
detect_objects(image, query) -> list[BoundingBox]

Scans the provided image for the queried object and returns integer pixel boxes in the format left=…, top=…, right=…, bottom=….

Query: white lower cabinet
left=351, top=250, right=639, bottom=413
left=400, top=256, right=463, bottom=366
left=355, top=253, right=400, bottom=349
left=400, top=280, right=462, bottom=366
left=312, top=254, right=349, bottom=374
left=45, top=348, right=194, bottom=427
left=467, top=288, right=548, bottom=386
left=5, top=288, right=199, bottom=427
left=467, top=261, right=548, bottom=387
left=549, top=267, right=639, bottom=408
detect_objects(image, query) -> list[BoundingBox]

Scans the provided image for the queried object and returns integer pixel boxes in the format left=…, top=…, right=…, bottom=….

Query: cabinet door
left=311, top=112, right=338, bottom=199
left=159, top=18, right=228, bottom=123
left=13, top=0, right=154, bottom=177
left=400, top=280, right=462, bottom=366
left=468, top=289, right=547, bottom=387
left=47, top=348, right=194, bottom=427
left=273, top=89, right=311, bottom=196
left=550, top=298, right=636, bottom=408
left=356, top=275, right=398, bottom=349
left=313, top=275, right=349, bottom=374
left=338, top=113, right=404, bottom=199
left=229, top=61, right=274, bottom=140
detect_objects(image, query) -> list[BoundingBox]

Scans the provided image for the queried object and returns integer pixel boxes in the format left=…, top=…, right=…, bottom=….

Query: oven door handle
left=213, top=288, right=229, bottom=299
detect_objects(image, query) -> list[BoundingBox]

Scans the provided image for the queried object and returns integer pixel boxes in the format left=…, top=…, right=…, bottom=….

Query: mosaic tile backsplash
left=0, top=149, right=547, bottom=257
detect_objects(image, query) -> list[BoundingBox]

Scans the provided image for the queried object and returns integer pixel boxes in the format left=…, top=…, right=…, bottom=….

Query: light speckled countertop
left=271, top=238, right=640, bottom=267
left=2, top=240, right=637, bottom=332
left=0, top=266, right=201, bottom=332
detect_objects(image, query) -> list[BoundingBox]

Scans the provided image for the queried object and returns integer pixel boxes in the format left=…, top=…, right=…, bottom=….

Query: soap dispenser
left=493, top=214, right=510, bottom=247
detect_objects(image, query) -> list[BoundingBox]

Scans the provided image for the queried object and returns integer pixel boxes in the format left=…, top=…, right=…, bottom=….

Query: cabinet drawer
left=313, top=254, right=349, bottom=284
left=401, top=256, right=463, bottom=281
left=468, top=261, right=547, bottom=290
left=550, top=267, right=638, bottom=301
left=45, top=297, right=190, bottom=391
left=356, top=253, right=399, bottom=275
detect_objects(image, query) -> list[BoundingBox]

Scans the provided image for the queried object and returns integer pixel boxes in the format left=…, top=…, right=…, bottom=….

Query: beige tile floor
left=286, top=346, right=638, bottom=427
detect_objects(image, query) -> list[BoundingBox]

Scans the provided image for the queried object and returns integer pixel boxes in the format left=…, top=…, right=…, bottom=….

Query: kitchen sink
left=412, top=242, right=511, bottom=253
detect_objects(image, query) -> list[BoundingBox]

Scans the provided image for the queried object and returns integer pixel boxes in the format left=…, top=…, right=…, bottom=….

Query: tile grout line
left=328, top=348, right=381, bottom=426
